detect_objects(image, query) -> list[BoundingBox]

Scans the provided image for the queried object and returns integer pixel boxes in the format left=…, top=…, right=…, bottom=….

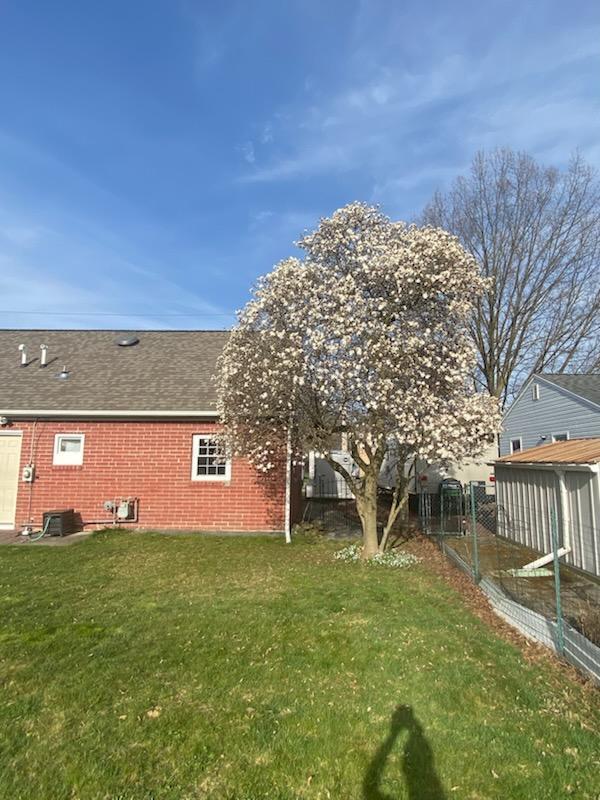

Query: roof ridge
left=540, top=372, right=600, bottom=378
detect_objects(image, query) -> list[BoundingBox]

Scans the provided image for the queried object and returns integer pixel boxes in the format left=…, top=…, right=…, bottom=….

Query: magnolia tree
left=218, top=203, right=501, bottom=558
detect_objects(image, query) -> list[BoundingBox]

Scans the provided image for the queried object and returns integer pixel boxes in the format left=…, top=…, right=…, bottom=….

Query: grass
left=0, top=532, right=598, bottom=800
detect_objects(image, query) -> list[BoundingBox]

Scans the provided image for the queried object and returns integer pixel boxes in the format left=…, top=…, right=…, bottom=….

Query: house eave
left=0, top=408, right=220, bottom=420
left=494, top=460, right=598, bottom=472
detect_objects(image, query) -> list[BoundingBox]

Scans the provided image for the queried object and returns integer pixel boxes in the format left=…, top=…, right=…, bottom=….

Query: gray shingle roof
left=0, top=330, right=229, bottom=414
left=538, top=373, right=600, bottom=409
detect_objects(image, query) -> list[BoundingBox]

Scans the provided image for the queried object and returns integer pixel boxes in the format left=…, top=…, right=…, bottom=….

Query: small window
left=192, top=435, right=231, bottom=481
left=510, top=437, right=522, bottom=454
left=532, top=384, right=540, bottom=401
left=552, top=432, right=569, bottom=443
left=53, top=434, right=85, bottom=465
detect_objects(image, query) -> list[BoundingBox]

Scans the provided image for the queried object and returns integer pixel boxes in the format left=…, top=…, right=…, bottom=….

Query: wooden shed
left=495, top=439, right=600, bottom=578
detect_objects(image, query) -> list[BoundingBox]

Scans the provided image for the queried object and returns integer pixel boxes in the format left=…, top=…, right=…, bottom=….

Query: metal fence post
left=550, top=507, right=565, bottom=656
left=470, top=483, right=480, bottom=583
left=439, top=487, right=446, bottom=554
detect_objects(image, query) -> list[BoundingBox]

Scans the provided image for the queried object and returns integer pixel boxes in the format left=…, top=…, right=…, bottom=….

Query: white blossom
left=217, top=203, right=501, bottom=553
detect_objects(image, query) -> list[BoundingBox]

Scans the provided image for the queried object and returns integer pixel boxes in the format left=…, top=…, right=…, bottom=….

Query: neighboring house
left=306, top=448, right=355, bottom=498
left=309, top=440, right=497, bottom=497
left=0, top=330, right=301, bottom=534
left=500, top=374, right=600, bottom=457
left=379, top=445, right=498, bottom=493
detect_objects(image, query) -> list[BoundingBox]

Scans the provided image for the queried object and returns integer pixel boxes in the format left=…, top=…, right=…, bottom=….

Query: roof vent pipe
left=18, top=344, right=27, bottom=367
left=117, top=336, right=139, bottom=347
left=40, top=344, right=48, bottom=367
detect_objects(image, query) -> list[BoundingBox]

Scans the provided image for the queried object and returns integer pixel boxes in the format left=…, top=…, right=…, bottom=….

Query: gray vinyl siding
left=500, top=379, right=600, bottom=456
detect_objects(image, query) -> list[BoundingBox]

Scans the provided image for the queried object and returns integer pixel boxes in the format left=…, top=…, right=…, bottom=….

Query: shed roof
left=0, top=330, right=229, bottom=415
left=496, top=438, right=600, bottom=465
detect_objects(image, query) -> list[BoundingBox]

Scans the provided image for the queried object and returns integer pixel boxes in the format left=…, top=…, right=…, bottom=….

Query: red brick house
left=0, top=330, right=301, bottom=535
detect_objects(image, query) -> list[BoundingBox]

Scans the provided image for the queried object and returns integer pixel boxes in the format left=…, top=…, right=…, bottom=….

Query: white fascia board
left=0, top=408, right=220, bottom=419
left=494, top=461, right=596, bottom=472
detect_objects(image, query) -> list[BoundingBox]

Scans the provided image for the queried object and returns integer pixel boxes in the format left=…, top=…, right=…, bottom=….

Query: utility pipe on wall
left=284, top=424, right=292, bottom=544
left=586, top=464, right=600, bottom=576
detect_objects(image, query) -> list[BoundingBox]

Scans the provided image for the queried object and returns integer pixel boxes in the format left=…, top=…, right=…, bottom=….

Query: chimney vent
left=57, top=365, right=70, bottom=380
left=40, top=344, right=48, bottom=367
left=18, top=344, right=27, bottom=367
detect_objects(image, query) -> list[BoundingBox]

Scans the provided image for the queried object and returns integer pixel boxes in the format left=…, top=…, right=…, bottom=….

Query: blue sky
left=0, top=0, right=598, bottom=330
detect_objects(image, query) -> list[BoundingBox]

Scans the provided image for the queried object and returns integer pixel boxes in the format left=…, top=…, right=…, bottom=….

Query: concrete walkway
left=0, top=528, right=96, bottom=546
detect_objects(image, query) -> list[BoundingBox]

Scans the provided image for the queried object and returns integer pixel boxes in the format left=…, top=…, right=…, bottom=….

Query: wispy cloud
left=238, top=141, right=256, bottom=164
left=0, top=201, right=235, bottom=330
left=1, top=0, right=598, bottom=332
left=260, top=123, right=274, bottom=144
left=236, top=10, right=600, bottom=221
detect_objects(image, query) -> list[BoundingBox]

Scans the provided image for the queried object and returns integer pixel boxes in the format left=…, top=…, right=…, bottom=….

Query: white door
left=0, top=434, right=22, bottom=529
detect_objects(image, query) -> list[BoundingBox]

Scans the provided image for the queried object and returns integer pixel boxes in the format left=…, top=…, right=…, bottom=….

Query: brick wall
left=12, top=420, right=289, bottom=532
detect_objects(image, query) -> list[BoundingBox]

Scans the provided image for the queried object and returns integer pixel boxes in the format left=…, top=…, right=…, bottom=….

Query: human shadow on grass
left=362, top=705, right=447, bottom=800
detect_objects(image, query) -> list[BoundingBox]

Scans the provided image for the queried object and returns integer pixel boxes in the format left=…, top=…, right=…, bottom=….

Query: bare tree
left=422, top=149, right=600, bottom=405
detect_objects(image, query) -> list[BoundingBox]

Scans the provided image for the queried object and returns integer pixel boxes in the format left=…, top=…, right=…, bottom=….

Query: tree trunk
left=379, top=476, right=410, bottom=553
left=356, top=470, right=379, bottom=559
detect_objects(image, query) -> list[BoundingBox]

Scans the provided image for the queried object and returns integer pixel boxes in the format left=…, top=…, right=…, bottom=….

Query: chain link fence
left=302, top=478, right=362, bottom=538
left=418, top=482, right=600, bottom=683
left=302, top=479, right=408, bottom=541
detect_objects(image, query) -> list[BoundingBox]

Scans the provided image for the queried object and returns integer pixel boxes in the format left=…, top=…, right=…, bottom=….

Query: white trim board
left=0, top=409, right=219, bottom=419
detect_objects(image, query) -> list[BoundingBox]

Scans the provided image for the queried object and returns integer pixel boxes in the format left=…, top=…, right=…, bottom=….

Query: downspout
left=25, top=419, right=39, bottom=526
left=284, top=424, right=292, bottom=544
left=523, top=468, right=571, bottom=569
left=587, top=464, right=600, bottom=575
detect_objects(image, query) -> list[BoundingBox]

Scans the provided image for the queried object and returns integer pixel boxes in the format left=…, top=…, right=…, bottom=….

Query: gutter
left=589, top=465, right=600, bottom=574
left=494, top=461, right=598, bottom=472
left=284, top=424, right=292, bottom=544
left=0, top=409, right=219, bottom=419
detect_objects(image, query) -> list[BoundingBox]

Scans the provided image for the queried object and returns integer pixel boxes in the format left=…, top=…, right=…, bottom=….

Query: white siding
left=495, top=464, right=600, bottom=578
left=378, top=443, right=498, bottom=491
left=565, top=470, right=600, bottom=576
left=500, top=379, right=600, bottom=456
left=496, top=465, right=557, bottom=554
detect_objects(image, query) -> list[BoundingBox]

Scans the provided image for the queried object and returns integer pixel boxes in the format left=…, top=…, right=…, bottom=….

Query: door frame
left=0, top=430, right=23, bottom=530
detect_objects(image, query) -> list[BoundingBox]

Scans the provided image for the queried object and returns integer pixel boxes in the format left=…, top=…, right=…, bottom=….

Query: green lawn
left=0, top=533, right=598, bottom=800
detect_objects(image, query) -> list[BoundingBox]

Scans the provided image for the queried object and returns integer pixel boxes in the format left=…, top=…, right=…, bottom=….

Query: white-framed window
left=53, top=433, right=85, bottom=465
left=191, top=435, right=231, bottom=481
left=510, top=437, right=522, bottom=454
left=532, top=383, right=540, bottom=401
left=552, top=432, right=569, bottom=443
